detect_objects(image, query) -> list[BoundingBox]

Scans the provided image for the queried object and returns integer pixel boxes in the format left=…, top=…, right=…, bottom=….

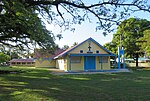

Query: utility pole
left=118, top=33, right=125, bottom=69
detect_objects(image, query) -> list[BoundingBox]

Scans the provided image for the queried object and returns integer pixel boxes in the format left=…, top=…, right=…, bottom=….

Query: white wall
left=56, top=59, right=65, bottom=70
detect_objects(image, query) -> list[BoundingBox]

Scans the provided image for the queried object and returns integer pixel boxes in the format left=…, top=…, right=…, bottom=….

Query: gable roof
left=34, top=48, right=64, bottom=59
left=55, top=37, right=115, bottom=58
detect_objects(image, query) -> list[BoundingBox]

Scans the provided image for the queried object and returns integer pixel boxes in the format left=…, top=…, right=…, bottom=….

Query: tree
left=138, top=30, right=150, bottom=57
left=103, top=42, right=117, bottom=54
left=109, top=18, right=150, bottom=66
left=0, top=0, right=56, bottom=51
left=10, top=52, right=20, bottom=59
left=0, top=46, right=32, bottom=59
left=72, top=42, right=78, bottom=47
left=0, top=0, right=150, bottom=50
left=0, top=46, right=6, bottom=53
left=62, top=45, right=69, bottom=50
left=0, top=52, right=10, bottom=65
left=114, top=18, right=150, bottom=57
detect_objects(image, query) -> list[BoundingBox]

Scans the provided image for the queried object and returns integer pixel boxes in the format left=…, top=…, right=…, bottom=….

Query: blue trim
left=70, top=54, right=115, bottom=56
left=61, top=38, right=91, bottom=56
left=60, top=37, right=115, bottom=57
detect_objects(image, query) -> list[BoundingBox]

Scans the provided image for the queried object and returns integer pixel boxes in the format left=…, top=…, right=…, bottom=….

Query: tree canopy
left=0, top=0, right=56, bottom=51
left=0, top=52, right=10, bottom=64
left=1, top=0, right=150, bottom=50
left=138, top=30, right=150, bottom=57
left=104, top=18, right=150, bottom=58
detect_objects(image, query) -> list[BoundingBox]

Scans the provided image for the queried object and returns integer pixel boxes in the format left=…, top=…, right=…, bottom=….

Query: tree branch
left=39, top=5, right=53, bottom=21
left=60, top=4, right=76, bottom=19
left=25, top=1, right=150, bottom=13
left=56, top=4, right=64, bottom=21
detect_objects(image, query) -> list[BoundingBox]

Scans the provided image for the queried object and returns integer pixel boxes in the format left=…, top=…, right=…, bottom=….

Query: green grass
left=0, top=66, right=150, bottom=101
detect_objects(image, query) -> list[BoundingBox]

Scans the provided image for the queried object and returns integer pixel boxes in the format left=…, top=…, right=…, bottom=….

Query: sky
left=45, top=1, right=150, bottom=48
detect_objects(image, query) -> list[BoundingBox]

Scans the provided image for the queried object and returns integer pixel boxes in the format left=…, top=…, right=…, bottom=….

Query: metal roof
left=9, top=59, right=35, bottom=63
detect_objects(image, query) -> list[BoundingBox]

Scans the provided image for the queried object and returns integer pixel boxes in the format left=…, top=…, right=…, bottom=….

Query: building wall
left=69, top=41, right=108, bottom=54
left=64, top=58, right=67, bottom=71
left=56, top=58, right=65, bottom=70
left=70, top=56, right=84, bottom=71
left=10, top=62, right=35, bottom=66
left=56, top=56, right=68, bottom=71
left=65, top=56, right=110, bottom=71
left=66, top=56, right=70, bottom=71
left=126, top=63, right=150, bottom=67
left=96, top=56, right=110, bottom=70
left=35, top=59, right=55, bottom=67
left=96, top=56, right=101, bottom=70
left=98, top=62, right=110, bottom=70
left=66, top=40, right=111, bottom=71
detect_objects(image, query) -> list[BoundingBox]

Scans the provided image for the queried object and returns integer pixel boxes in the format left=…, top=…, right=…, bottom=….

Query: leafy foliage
left=73, top=42, right=78, bottom=46
left=138, top=30, right=150, bottom=57
left=62, top=45, right=69, bottom=50
left=0, top=0, right=56, bottom=51
left=0, top=0, right=150, bottom=50
left=104, top=18, right=150, bottom=58
left=103, top=42, right=117, bottom=54
left=0, top=52, right=10, bottom=64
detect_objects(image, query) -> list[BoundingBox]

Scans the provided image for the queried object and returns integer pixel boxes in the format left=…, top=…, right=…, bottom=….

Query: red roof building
left=34, top=48, right=65, bottom=67
left=9, top=59, right=35, bottom=66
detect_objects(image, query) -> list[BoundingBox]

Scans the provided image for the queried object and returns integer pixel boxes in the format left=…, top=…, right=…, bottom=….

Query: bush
left=0, top=52, right=10, bottom=65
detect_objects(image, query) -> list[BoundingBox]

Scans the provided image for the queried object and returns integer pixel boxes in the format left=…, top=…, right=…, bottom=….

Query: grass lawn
left=0, top=66, right=150, bottom=101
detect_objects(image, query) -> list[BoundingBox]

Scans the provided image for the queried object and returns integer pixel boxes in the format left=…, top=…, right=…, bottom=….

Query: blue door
left=84, top=56, right=96, bottom=70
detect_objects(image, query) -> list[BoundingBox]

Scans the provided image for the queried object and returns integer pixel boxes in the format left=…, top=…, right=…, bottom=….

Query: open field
left=0, top=66, right=150, bottom=101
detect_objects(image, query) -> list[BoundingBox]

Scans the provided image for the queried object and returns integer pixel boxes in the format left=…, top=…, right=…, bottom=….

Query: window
left=22, top=62, right=26, bottom=64
left=99, top=56, right=108, bottom=63
left=96, top=50, right=99, bottom=53
left=80, top=50, right=83, bottom=53
left=27, top=62, right=31, bottom=64
left=12, top=62, right=15, bottom=64
left=71, top=57, right=81, bottom=63
left=17, top=62, right=20, bottom=64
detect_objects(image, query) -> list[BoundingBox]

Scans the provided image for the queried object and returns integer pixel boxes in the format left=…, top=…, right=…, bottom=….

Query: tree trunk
left=135, top=53, right=139, bottom=67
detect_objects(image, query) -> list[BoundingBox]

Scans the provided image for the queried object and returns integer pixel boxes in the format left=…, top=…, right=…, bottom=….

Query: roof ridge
left=54, top=37, right=115, bottom=58
left=54, top=37, right=93, bottom=58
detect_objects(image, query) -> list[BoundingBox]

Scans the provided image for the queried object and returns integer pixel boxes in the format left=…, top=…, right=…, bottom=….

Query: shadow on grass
left=0, top=67, right=150, bottom=101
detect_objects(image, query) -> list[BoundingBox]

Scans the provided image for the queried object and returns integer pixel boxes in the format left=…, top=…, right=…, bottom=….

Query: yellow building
left=34, top=49, right=64, bottom=68
left=54, top=37, right=115, bottom=71
left=35, top=38, right=115, bottom=71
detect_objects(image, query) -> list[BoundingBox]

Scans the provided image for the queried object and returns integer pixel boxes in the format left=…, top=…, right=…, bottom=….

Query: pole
left=120, top=34, right=122, bottom=48
left=122, top=47, right=125, bottom=69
